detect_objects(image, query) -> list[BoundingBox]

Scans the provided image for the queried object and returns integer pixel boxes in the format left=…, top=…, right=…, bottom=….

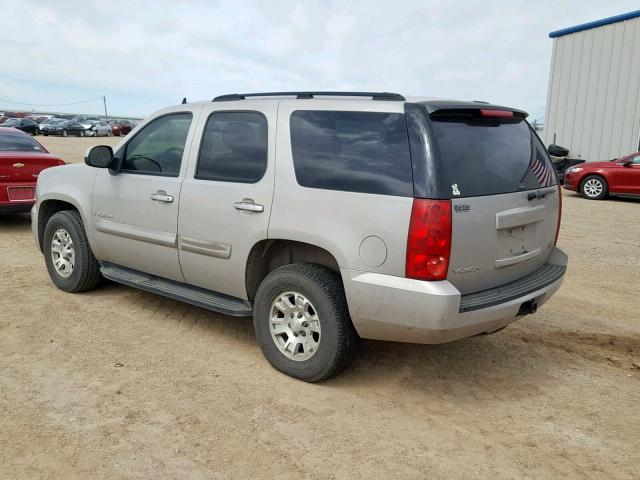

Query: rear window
left=430, top=116, right=557, bottom=198
left=290, top=110, right=413, bottom=197
left=0, top=135, right=45, bottom=152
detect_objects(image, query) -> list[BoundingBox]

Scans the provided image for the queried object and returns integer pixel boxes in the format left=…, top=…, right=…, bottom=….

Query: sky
left=1, top=0, right=638, bottom=120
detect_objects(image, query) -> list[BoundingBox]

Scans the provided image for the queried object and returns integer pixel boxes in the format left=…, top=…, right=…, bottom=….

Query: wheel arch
left=37, top=198, right=81, bottom=251
left=245, top=239, right=341, bottom=302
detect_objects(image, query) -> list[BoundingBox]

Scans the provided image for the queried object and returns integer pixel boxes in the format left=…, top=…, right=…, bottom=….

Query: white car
left=89, top=121, right=112, bottom=137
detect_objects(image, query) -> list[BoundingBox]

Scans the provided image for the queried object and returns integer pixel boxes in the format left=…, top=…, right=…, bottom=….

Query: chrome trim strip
left=94, top=219, right=177, bottom=247
left=180, top=236, right=232, bottom=259
left=494, top=247, right=541, bottom=269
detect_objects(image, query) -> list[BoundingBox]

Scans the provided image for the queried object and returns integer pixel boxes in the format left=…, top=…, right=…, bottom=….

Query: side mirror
left=85, top=145, right=115, bottom=168
left=621, top=158, right=633, bottom=167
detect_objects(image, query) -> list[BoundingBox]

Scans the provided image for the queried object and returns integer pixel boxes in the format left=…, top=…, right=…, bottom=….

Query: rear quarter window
left=290, top=110, right=413, bottom=197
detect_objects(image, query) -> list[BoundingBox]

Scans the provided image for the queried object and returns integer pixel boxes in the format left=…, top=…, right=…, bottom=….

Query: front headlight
left=566, top=167, right=583, bottom=174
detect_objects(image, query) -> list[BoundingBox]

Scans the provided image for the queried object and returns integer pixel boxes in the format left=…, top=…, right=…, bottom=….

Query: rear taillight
left=406, top=199, right=452, bottom=281
left=554, top=185, right=562, bottom=245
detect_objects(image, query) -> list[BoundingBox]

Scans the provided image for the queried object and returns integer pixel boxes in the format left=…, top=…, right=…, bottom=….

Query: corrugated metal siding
left=544, top=16, right=640, bottom=161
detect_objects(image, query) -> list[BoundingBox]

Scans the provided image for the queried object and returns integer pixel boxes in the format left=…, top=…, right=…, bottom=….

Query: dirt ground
left=1, top=136, right=639, bottom=479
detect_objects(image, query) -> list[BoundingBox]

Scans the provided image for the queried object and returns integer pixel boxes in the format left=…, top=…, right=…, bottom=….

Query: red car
left=0, top=127, right=65, bottom=213
left=110, top=120, right=133, bottom=136
left=563, top=151, right=640, bottom=200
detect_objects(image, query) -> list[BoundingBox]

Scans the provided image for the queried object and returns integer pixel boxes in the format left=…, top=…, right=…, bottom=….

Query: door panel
left=91, top=109, right=200, bottom=281
left=615, top=156, right=640, bottom=194
left=178, top=103, right=277, bottom=299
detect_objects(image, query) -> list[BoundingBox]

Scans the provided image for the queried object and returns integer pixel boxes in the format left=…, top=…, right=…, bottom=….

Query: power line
left=0, top=96, right=105, bottom=107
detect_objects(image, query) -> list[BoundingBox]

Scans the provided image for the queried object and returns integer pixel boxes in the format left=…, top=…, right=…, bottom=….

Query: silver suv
left=32, top=91, right=567, bottom=382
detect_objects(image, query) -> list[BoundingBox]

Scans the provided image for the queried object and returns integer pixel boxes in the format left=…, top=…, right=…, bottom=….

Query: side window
left=290, top=110, right=413, bottom=197
left=121, top=113, right=192, bottom=176
left=633, top=156, right=640, bottom=165
left=196, top=111, right=268, bottom=183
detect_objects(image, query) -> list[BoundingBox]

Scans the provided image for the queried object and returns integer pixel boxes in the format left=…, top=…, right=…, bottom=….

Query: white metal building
left=544, top=10, right=640, bottom=162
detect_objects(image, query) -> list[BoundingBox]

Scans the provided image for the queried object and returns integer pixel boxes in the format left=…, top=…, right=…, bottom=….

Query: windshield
left=429, top=116, right=557, bottom=198
left=0, top=135, right=45, bottom=152
left=3, top=119, right=20, bottom=126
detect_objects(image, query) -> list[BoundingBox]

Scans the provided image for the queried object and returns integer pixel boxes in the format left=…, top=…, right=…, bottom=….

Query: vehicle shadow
left=0, top=213, right=31, bottom=231
left=95, top=281, right=562, bottom=400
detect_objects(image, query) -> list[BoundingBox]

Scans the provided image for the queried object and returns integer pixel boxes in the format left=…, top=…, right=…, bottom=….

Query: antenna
left=181, top=97, right=187, bottom=104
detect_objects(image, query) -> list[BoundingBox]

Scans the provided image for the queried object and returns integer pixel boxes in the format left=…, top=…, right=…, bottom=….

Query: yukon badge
left=454, top=203, right=470, bottom=213
left=453, top=265, right=480, bottom=274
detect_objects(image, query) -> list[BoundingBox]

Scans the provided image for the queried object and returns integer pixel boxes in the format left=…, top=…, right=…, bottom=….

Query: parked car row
left=0, top=114, right=136, bottom=137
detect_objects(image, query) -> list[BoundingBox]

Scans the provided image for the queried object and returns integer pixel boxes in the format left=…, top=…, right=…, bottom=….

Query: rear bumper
left=342, top=247, right=568, bottom=344
left=0, top=181, right=36, bottom=214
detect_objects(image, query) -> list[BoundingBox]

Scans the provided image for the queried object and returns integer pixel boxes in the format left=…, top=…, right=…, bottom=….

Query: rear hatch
left=413, top=103, right=560, bottom=295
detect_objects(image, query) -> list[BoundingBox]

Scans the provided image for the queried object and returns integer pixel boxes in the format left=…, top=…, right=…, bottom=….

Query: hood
left=580, top=161, right=621, bottom=169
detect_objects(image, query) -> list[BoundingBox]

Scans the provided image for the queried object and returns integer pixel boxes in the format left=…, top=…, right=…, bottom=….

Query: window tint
left=196, top=112, right=268, bottom=183
left=0, top=135, right=44, bottom=152
left=429, top=117, right=557, bottom=198
left=121, top=113, right=192, bottom=176
left=290, top=111, right=413, bottom=196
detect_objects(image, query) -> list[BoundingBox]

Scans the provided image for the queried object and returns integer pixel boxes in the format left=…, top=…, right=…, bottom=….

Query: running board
left=99, top=262, right=253, bottom=317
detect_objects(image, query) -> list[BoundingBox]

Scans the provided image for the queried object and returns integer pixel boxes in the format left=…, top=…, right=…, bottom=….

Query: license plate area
left=497, top=224, right=537, bottom=258
left=7, top=186, right=36, bottom=201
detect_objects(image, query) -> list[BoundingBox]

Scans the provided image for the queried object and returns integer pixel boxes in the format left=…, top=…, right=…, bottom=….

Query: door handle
left=234, top=200, right=264, bottom=213
left=150, top=190, right=174, bottom=203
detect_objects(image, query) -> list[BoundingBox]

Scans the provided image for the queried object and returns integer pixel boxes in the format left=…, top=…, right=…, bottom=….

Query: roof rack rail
left=212, top=91, right=406, bottom=102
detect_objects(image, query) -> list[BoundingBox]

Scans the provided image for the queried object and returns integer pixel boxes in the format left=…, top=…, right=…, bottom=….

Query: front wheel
left=43, top=210, right=102, bottom=292
left=253, top=263, right=358, bottom=382
left=580, top=175, right=608, bottom=200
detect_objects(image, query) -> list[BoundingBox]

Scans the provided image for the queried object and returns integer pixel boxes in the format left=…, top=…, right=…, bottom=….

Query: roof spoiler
left=423, top=101, right=528, bottom=119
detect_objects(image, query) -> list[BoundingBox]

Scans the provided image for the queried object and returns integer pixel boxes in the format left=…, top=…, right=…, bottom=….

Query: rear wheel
left=580, top=175, right=608, bottom=200
left=253, top=263, right=358, bottom=382
left=43, top=210, right=102, bottom=292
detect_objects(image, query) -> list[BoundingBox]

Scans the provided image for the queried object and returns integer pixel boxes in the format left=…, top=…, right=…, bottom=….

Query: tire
left=580, top=175, right=608, bottom=200
left=79, top=130, right=84, bottom=137
left=62, top=129, right=67, bottom=137
left=107, top=130, right=112, bottom=137
left=43, top=132, right=48, bottom=136
left=253, top=263, right=358, bottom=382
left=548, top=144, right=569, bottom=157
left=43, top=210, right=102, bottom=293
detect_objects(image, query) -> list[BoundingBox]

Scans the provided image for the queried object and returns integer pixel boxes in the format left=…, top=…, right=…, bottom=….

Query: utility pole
left=103, top=96, right=108, bottom=119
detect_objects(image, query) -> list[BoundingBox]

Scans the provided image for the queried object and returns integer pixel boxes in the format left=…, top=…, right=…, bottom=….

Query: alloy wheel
left=50, top=228, right=75, bottom=278
left=583, top=178, right=603, bottom=198
left=269, top=291, right=321, bottom=361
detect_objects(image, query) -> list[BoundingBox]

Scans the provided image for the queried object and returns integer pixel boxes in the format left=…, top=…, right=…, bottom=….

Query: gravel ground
left=1, top=136, right=639, bottom=479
